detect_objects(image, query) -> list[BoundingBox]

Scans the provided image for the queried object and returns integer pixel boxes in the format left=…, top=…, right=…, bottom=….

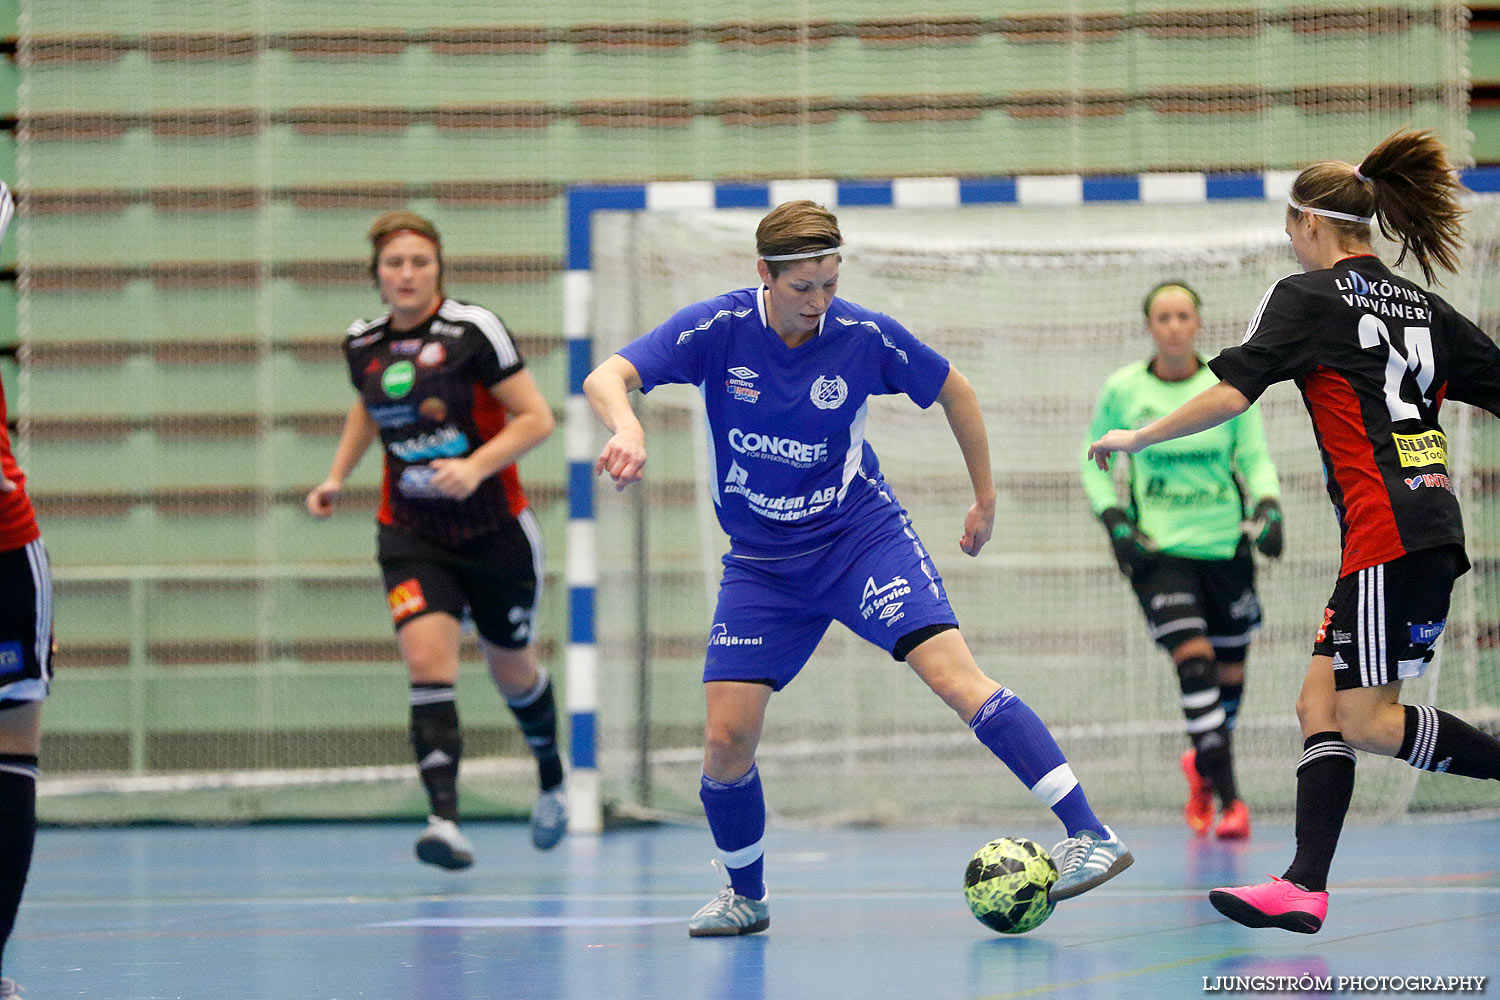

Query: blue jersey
left=618, top=286, right=951, bottom=558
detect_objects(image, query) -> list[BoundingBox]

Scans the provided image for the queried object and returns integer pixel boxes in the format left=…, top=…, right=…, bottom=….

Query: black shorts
left=1130, top=546, right=1261, bottom=659
left=0, top=539, right=54, bottom=710
left=377, top=509, right=542, bottom=650
left=1313, top=545, right=1465, bottom=691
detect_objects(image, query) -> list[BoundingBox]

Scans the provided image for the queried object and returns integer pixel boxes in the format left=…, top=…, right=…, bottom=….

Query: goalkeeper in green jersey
left=1080, top=282, right=1283, bottom=840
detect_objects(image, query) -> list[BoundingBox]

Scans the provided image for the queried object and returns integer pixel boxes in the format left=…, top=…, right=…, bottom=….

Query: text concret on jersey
left=728, top=428, right=829, bottom=467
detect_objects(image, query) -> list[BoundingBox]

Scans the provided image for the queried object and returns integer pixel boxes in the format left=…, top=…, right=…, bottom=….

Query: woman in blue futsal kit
left=583, top=199, right=1133, bottom=937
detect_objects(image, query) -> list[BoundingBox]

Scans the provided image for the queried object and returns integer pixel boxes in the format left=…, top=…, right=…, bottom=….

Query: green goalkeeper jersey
left=1081, top=359, right=1280, bottom=560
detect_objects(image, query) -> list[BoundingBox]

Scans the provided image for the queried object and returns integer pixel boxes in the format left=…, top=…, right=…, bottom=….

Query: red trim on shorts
left=1303, top=367, right=1406, bottom=576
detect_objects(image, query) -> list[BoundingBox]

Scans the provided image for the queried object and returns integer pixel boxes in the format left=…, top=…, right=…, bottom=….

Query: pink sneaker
left=1209, top=877, right=1327, bottom=934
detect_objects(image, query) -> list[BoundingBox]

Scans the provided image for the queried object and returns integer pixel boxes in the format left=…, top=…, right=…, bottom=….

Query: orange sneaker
left=1215, top=799, right=1251, bottom=840
left=1181, top=749, right=1213, bottom=836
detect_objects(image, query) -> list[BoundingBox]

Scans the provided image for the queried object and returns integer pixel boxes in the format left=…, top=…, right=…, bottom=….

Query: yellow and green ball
left=963, top=837, right=1058, bottom=934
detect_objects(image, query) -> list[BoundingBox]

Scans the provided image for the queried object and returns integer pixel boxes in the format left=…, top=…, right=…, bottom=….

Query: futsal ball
left=963, top=837, right=1058, bottom=934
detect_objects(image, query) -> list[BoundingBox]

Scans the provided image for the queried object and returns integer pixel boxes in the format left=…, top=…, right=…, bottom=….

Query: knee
left=401, top=635, right=454, bottom=681
left=907, top=643, right=989, bottom=717
left=1216, top=661, right=1245, bottom=687
left=1295, top=691, right=1329, bottom=733
left=1174, top=653, right=1217, bottom=695
left=1334, top=702, right=1401, bottom=753
left=919, top=659, right=968, bottom=705
left=704, top=717, right=759, bottom=762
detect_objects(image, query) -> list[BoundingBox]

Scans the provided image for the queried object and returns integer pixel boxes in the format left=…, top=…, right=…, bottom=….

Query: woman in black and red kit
left=0, top=182, right=53, bottom=999
left=1090, top=129, right=1500, bottom=934
left=306, top=210, right=560, bottom=868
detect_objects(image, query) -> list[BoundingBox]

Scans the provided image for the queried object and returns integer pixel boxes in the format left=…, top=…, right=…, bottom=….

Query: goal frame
left=560, top=165, right=1500, bottom=833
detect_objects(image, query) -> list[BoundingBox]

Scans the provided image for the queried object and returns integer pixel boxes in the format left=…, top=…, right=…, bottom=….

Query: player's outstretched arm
left=306, top=400, right=378, bottom=517
left=583, top=353, right=648, bottom=491
left=935, top=366, right=996, bottom=556
left=1088, top=380, right=1250, bottom=470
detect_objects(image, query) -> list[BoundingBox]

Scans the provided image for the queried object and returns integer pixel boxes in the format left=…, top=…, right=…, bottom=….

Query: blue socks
left=700, top=766, right=766, bottom=900
left=970, top=687, right=1105, bottom=838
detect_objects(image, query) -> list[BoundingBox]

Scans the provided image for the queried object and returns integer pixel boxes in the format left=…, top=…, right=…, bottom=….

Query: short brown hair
left=755, top=200, right=842, bottom=278
left=1290, top=128, right=1465, bottom=284
left=367, top=210, right=443, bottom=287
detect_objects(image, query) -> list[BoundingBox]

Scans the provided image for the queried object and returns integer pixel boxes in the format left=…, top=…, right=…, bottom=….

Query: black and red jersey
left=0, top=378, right=39, bottom=553
left=1210, top=255, right=1500, bottom=578
left=344, top=298, right=530, bottom=547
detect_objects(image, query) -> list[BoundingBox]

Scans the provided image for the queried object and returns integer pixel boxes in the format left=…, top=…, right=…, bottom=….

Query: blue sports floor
left=6, top=817, right=1498, bottom=999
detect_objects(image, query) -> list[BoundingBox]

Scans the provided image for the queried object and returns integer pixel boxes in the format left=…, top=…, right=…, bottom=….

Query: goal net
left=590, top=196, right=1500, bottom=826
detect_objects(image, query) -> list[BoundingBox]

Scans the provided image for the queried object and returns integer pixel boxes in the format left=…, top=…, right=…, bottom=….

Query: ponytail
left=1289, top=128, right=1465, bottom=284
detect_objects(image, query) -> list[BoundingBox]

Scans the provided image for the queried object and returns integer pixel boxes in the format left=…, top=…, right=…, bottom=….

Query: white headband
left=1288, top=198, right=1373, bottom=225
left=759, top=246, right=842, bottom=262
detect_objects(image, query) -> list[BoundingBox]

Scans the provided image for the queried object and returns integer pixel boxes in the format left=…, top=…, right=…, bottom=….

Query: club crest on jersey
left=810, top=375, right=848, bottom=410
left=417, top=341, right=446, bottom=367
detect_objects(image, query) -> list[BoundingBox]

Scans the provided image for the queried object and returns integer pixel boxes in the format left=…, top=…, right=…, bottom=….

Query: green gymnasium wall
left=7, top=2, right=1476, bottom=821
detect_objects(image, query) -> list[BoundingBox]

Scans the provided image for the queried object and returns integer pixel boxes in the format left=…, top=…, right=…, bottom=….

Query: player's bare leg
left=690, top=682, right=773, bottom=937
left=906, top=629, right=1131, bottom=900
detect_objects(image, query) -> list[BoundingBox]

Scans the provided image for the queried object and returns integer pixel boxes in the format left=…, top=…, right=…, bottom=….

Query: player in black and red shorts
left=0, top=182, right=53, bottom=999
left=1090, top=128, right=1500, bottom=933
left=306, top=210, right=560, bottom=868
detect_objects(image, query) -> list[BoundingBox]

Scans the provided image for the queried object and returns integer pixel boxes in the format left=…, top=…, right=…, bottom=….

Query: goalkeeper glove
left=1250, top=497, right=1284, bottom=559
left=1100, top=507, right=1154, bottom=579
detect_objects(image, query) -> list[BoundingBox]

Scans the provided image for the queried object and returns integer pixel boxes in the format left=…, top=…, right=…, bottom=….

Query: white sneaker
left=687, top=861, right=769, bottom=938
left=0, top=976, right=22, bottom=997
left=530, top=787, right=567, bottom=850
left=415, top=815, right=474, bottom=870
left=1049, top=825, right=1133, bottom=901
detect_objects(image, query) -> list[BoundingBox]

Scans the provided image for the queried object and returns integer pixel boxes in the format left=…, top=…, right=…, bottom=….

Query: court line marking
left=20, top=885, right=1500, bottom=910
left=975, top=948, right=1252, bottom=999
left=1309, top=904, right=1500, bottom=946
left=367, top=917, right=684, bottom=928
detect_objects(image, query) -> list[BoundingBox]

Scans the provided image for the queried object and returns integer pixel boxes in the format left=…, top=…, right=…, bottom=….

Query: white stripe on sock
left=1186, top=706, right=1227, bottom=733
left=719, top=837, right=765, bottom=870
left=1029, top=763, right=1078, bottom=808
left=1181, top=688, right=1221, bottom=711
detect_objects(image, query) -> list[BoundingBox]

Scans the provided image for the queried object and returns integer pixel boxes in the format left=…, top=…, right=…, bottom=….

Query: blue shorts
left=704, top=509, right=959, bottom=690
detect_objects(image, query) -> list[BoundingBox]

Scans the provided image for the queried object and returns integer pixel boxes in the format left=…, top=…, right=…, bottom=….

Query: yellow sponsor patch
left=1393, top=430, right=1447, bottom=469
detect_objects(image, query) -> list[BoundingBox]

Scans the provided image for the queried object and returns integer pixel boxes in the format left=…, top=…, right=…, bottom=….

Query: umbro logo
left=418, top=750, right=453, bottom=770
left=727, top=366, right=759, bottom=380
